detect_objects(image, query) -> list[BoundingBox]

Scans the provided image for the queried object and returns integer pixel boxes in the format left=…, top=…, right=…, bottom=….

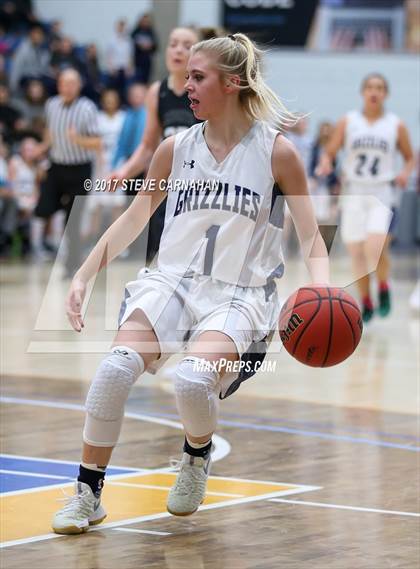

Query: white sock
left=30, top=217, right=44, bottom=251
left=81, top=461, right=106, bottom=472
left=186, top=437, right=212, bottom=450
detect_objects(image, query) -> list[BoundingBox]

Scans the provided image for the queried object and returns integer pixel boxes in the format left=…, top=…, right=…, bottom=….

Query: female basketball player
left=52, top=33, right=330, bottom=534
left=110, top=26, right=200, bottom=260
left=317, top=73, right=414, bottom=322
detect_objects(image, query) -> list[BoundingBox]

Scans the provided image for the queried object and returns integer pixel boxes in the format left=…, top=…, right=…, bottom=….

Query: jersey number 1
left=203, top=225, right=221, bottom=275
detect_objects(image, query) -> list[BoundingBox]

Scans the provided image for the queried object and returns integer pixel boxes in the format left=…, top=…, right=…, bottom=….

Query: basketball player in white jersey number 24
left=52, top=34, right=330, bottom=534
left=317, top=74, right=414, bottom=322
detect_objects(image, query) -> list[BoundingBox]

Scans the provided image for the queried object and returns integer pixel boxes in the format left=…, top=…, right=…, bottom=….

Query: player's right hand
left=315, top=154, right=333, bottom=177
left=66, top=276, right=87, bottom=332
left=107, top=168, right=126, bottom=187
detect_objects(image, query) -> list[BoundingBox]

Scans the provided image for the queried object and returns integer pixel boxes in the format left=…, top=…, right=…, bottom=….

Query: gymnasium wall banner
left=315, top=0, right=406, bottom=51
left=222, top=0, right=408, bottom=52
left=222, top=0, right=320, bottom=46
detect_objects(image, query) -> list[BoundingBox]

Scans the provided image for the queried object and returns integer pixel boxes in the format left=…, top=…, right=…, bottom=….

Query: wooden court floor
left=0, top=254, right=419, bottom=568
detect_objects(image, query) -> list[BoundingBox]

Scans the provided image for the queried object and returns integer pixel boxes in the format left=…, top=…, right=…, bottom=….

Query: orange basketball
left=279, top=286, right=363, bottom=367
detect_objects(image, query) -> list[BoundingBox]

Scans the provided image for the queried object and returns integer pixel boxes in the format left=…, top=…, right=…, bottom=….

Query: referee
left=36, top=68, right=101, bottom=277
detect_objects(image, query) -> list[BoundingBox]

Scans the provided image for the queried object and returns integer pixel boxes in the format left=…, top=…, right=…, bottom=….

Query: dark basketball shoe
left=378, top=288, right=391, bottom=317
left=362, top=303, right=374, bottom=323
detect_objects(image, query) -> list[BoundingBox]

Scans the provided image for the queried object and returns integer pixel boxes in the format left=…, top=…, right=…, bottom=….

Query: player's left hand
left=315, top=154, right=332, bottom=177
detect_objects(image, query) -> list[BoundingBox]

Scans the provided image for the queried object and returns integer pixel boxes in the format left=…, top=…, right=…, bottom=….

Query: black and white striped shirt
left=46, top=96, right=99, bottom=165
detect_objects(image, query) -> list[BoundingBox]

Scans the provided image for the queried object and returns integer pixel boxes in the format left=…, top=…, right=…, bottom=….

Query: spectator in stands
left=50, top=37, right=83, bottom=78
left=81, top=43, right=103, bottom=104
left=0, top=134, right=17, bottom=258
left=0, top=26, right=14, bottom=59
left=109, top=81, right=147, bottom=259
left=0, top=1, right=36, bottom=34
left=0, top=25, right=21, bottom=78
left=0, top=81, right=23, bottom=144
left=131, top=13, right=157, bottom=83
left=48, top=19, right=63, bottom=43
left=12, top=78, right=46, bottom=124
left=0, top=54, right=8, bottom=85
left=97, top=89, right=125, bottom=176
left=8, top=135, right=44, bottom=257
left=112, top=82, right=147, bottom=178
left=87, top=89, right=126, bottom=242
left=9, top=23, right=50, bottom=94
left=106, top=19, right=133, bottom=103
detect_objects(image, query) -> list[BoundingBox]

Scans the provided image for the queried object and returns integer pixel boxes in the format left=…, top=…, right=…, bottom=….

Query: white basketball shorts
left=340, top=184, right=394, bottom=243
left=118, top=269, right=280, bottom=360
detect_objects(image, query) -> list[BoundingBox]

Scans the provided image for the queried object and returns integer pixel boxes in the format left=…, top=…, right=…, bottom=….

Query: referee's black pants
left=36, top=162, right=91, bottom=275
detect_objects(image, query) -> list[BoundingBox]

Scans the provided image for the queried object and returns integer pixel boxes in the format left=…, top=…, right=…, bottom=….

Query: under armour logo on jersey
left=183, top=160, right=195, bottom=169
left=113, top=349, right=129, bottom=356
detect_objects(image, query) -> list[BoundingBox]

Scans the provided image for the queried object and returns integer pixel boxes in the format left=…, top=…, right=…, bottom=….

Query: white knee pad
left=83, top=346, right=145, bottom=447
left=174, top=356, right=220, bottom=437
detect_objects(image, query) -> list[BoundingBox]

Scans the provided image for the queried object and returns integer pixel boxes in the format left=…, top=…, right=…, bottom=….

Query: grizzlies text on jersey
left=158, top=121, right=285, bottom=287
left=343, top=110, right=399, bottom=186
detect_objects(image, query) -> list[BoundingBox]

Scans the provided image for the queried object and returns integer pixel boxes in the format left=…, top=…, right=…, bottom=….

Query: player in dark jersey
left=157, top=77, right=198, bottom=139
left=110, top=27, right=200, bottom=260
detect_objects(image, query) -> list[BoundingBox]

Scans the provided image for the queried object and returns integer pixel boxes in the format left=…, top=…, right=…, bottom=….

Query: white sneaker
left=52, top=481, right=107, bottom=534
left=167, top=453, right=211, bottom=516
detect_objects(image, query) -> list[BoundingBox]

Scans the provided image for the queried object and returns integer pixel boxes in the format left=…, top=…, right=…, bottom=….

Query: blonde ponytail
left=191, top=33, right=297, bottom=130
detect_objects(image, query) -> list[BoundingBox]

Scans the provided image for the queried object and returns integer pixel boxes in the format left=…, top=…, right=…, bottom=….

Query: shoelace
left=169, top=458, right=205, bottom=495
left=169, top=458, right=182, bottom=471
left=57, top=488, right=94, bottom=517
left=174, top=470, right=195, bottom=495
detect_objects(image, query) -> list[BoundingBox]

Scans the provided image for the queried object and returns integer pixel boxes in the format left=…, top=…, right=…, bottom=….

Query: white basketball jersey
left=157, top=121, right=285, bottom=287
left=343, top=110, right=399, bottom=185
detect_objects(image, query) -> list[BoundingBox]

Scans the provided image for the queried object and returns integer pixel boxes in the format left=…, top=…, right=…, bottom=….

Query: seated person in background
left=9, top=23, right=50, bottom=95
left=12, top=79, right=47, bottom=126
left=86, top=89, right=126, bottom=242
left=50, top=37, right=83, bottom=79
left=111, top=82, right=147, bottom=178
left=81, top=44, right=105, bottom=104
left=8, top=136, right=45, bottom=258
left=106, top=19, right=134, bottom=104
left=0, top=82, right=24, bottom=145
left=0, top=135, right=18, bottom=259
